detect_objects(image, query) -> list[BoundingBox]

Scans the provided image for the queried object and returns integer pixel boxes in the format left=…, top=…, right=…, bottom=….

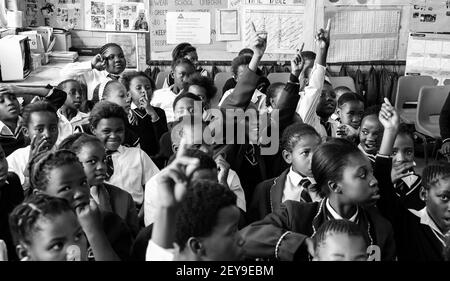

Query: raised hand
left=155, top=138, right=200, bottom=208
left=215, top=154, right=230, bottom=187
left=316, top=19, right=331, bottom=50
left=250, top=21, right=267, bottom=58
left=291, top=43, right=305, bottom=77
left=91, top=54, right=106, bottom=71
left=379, top=98, right=400, bottom=131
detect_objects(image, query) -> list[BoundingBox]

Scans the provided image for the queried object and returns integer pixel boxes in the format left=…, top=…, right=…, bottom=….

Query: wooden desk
left=0, top=56, right=92, bottom=87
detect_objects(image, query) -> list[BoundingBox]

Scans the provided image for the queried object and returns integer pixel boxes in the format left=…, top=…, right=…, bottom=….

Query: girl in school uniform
left=61, top=43, right=127, bottom=101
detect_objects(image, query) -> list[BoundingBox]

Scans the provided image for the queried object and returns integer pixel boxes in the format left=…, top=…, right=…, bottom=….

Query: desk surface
left=0, top=56, right=92, bottom=87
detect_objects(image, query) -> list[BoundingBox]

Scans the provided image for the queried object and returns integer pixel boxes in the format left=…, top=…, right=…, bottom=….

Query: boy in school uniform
left=88, top=101, right=160, bottom=210
left=55, top=79, right=90, bottom=145
left=7, top=102, right=59, bottom=187
left=0, top=84, right=67, bottom=156
left=248, top=123, right=322, bottom=223
left=151, top=58, right=194, bottom=123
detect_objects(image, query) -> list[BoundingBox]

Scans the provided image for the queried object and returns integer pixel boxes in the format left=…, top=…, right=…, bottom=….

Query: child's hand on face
left=155, top=138, right=200, bottom=208
left=379, top=98, right=400, bottom=131
left=316, top=19, right=331, bottom=50
left=215, top=154, right=230, bottom=186
left=139, top=95, right=158, bottom=120
left=250, top=22, right=267, bottom=58
left=0, top=84, right=23, bottom=95
left=91, top=54, right=106, bottom=71
left=28, top=135, right=52, bottom=163
left=391, top=162, right=416, bottom=184
left=75, top=199, right=102, bottom=233
left=291, top=43, right=305, bottom=77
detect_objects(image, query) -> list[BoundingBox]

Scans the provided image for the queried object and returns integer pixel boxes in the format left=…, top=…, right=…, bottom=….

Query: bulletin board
left=323, top=0, right=410, bottom=63
left=20, top=0, right=150, bottom=32
left=410, top=0, right=450, bottom=33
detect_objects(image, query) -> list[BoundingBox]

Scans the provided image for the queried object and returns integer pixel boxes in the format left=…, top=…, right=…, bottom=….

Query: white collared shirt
left=0, top=117, right=22, bottom=138
left=105, top=145, right=160, bottom=205
left=7, top=145, right=31, bottom=186
left=281, top=167, right=316, bottom=203
left=325, top=198, right=359, bottom=222
left=146, top=240, right=175, bottom=261
left=56, top=110, right=90, bottom=145
left=143, top=168, right=246, bottom=226
left=151, top=86, right=181, bottom=123
left=218, top=88, right=268, bottom=113
left=409, top=207, right=447, bottom=247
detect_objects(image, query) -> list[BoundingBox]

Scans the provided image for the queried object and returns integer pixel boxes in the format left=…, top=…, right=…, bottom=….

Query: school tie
left=105, top=150, right=115, bottom=181
left=395, top=180, right=409, bottom=197
left=320, top=119, right=332, bottom=136
left=299, top=178, right=313, bottom=203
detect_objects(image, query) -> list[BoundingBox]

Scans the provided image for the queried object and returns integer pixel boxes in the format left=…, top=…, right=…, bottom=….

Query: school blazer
left=375, top=156, right=447, bottom=261
left=241, top=199, right=396, bottom=261
left=247, top=169, right=290, bottom=224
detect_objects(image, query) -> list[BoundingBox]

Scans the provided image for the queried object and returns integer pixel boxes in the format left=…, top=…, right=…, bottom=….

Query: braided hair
left=99, top=43, right=123, bottom=57
left=28, top=150, right=82, bottom=192
left=422, top=161, right=450, bottom=190
left=58, top=133, right=102, bottom=155
left=9, top=193, right=74, bottom=245
left=312, top=219, right=368, bottom=250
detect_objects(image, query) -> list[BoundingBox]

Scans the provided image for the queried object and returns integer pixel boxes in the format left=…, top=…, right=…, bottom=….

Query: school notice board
left=21, top=0, right=150, bottom=32
left=150, top=0, right=228, bottom=60
left=410, top=0, right=450, bottom=33
left=324, top=7, right=401, bottom=62
left=405, top=33, right=450, bottom=85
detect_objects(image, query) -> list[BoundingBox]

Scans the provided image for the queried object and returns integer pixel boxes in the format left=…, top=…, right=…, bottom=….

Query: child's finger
left=383, top=97, right=392, bottom=107
left=325, top=18, right=331, bottom=33
left=299, top=42, right=304, bottom=54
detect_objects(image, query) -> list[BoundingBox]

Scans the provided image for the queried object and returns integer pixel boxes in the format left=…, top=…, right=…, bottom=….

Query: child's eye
left=87, top=159, right=97, bottom=165
left=359, top=171, right=367, bottom=179
left=37, top=128, right=44, bottom=133
left=300, top=151, right=310, bottom=157
left=50, top=243, right=63, bottom=251
left=362, top=130, right=368, bottom=135
left=51, top=126, right=58, bottom=132
left=392, top=150, right=398, bottom=156
left=59, top=186, right=71, bottom=193
left=74, top=231, right=85, bottom=242
left=440, top=195, right=449, bottom=201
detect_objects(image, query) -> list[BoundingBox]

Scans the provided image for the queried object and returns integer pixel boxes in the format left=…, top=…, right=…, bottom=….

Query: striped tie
left=299, top=178, right=312, bottom=203
left=105, top=150, right=115, bottom=180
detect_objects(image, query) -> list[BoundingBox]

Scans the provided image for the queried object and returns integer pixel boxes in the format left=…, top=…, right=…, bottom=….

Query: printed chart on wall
left=405, top=33, right=450, bottom=84
left=85, top=0, right=149, bottom=32
left=325, top=7, right=401, bottom=62
left=410, top=0, right=450, bottom=33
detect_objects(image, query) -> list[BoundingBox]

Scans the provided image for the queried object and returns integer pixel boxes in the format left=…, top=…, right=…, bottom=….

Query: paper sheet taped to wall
left=242, top=5, right=304, bottom=54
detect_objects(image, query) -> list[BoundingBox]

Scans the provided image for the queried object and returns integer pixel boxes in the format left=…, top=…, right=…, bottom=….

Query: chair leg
left=414, top=132, right=429, bottom=165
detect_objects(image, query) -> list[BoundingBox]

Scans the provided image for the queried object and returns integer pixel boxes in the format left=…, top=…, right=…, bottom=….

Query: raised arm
left=440, top=93, right=450, bottom=158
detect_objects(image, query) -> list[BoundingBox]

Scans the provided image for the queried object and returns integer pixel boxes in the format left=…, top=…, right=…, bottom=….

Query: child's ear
left=16, top=244, right=30, bottom=261
left=419, top=186, right=428, bottom=202
left=327, top=180, right=341, bottom=194
left=281, top=149, right=292, bottom=165
left=90, top=125, right=97, bottom=136
left=187, top=237, right=205, bottom=257
left=172, top=144, right=179, bottom=154
left=22, top=127, right=29, bottom=138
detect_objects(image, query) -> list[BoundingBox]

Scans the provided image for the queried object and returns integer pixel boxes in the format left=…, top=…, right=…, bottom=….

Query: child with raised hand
left=296, top=19, right=337, bottom=141
left=7, top=101, right=59, bottom=187
left=89, top=101, right=159, bottom=210
left=9, top=193, right=89, bottom=261
left=375, top=98, right=450, bottom=260
left=27, top=149, right=133, bottom=260
left=58, top=133, right=139, bottom=236
left=62, top=43, right=127, bottom=100
left=312, top=219, right=369, bottom=261
left=334, top=92, right=365, bottom=142
left=391, top=123, right=424, bottom=210
left=249, top=123, right=322, bottom=223
left=55, top=79, right=89, bottom=145
left=120, top=71, right=168, bottom=158
left=146, top=140, right=245, bottom=261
